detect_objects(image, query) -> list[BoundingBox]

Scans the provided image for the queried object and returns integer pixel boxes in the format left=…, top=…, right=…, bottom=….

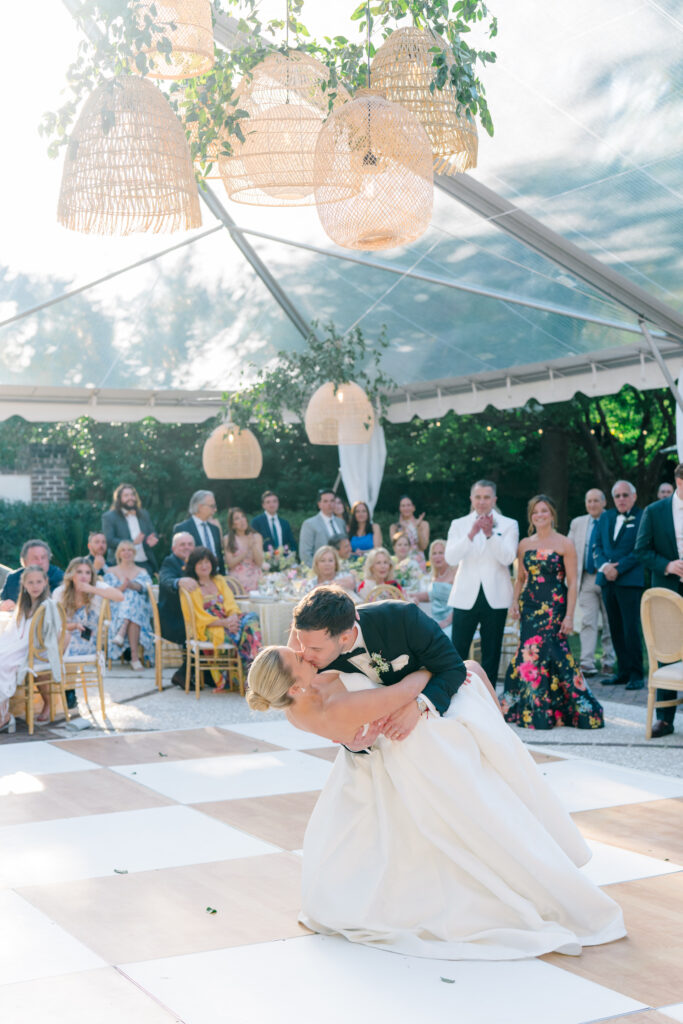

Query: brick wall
left=23, top=445, right=71, bottom=503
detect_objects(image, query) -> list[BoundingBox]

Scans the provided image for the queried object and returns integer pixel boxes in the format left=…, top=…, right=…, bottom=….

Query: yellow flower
left=550, top=681, right=559, bottom=691
left=522, top=710, right=532, bottom=723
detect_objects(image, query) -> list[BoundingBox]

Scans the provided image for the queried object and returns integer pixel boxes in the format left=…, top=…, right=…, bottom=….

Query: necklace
left=434, top=567, right=450, bottom=581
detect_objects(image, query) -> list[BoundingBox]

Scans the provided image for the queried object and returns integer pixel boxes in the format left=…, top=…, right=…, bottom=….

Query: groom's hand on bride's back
left=382, top=700, right=421, bottom=741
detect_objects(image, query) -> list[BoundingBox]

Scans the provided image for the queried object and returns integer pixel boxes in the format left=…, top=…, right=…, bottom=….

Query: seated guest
left=330, top=533, right=354, bottom=562
left=348, top=501, right=382, bottom=553
left=1, top=540, right=64, bottom=611
left=102, top=483, right=159, bottom=574
left=302, top=545, right=358, bottom=600
left=158, top=532, right=197, bottom=687
left=224, top=508, right=264, bottom=591
left=410, top=539, right=457, bottom=635
left=657, top=482, right=674, bottom=500
left=333, top=495, right=350, bottom=530
left=389, top=494, right=429, bottom=569
left=300, top=489, right=347, bottom=566
left=104, top=541, right=155, bottom=671
left=53, top=558, right=123, bottom=658
left=357, top=547, right=404, bottom=598
left=251, top=490, right=298, bottom=556
left=183, top=546, right=262, bottom=685
left=85, top=531, right=108, bottom=577
left=174, top=491, right=225, bottom=575
left=0, top=567, right=58, bottom=731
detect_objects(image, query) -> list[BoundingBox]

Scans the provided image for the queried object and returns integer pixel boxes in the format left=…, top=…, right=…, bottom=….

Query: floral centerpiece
left=393, top=556, right=422, bottom=592
left=263, top=545, right=298, bottom=573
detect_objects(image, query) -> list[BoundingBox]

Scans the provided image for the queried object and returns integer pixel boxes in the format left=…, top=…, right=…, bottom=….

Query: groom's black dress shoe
left=651, top=720, right=674, bottom=738
left=602, top=675, right=627, bottom=686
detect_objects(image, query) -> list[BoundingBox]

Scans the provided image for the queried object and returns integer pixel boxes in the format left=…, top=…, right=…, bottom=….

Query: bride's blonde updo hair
left=246, top=646, right=296, bottom=712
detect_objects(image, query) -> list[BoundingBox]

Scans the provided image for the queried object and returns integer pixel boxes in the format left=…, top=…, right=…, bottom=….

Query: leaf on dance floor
left=206, top=907, right=217, bottom=915
left=440, top=977, right=455, bottom=984
left=114, top=868, right=128, bottom=874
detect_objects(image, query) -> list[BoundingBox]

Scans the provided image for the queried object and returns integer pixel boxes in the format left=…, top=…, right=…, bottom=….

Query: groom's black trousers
left=451, top=586, right=507, bottom=684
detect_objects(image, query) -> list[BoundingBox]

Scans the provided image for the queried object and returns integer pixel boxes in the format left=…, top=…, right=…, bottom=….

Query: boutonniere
left=370, top=652, right=390, bottom=676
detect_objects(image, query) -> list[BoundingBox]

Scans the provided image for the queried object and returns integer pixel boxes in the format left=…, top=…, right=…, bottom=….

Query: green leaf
left=206, top=906, right=218, bottom=914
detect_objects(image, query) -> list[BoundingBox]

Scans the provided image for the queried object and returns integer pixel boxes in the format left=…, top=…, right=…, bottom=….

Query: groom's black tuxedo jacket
left=327, top=601, right=467, bottom=715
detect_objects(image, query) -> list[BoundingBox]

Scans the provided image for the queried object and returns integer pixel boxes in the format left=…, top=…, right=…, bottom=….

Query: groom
left=290, top=585, right=467, bottom=749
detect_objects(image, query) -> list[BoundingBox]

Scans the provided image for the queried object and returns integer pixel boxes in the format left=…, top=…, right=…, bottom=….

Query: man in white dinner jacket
left=445, top=479, right=519, bottom=685
left=568, top=488, right=615, bottom=677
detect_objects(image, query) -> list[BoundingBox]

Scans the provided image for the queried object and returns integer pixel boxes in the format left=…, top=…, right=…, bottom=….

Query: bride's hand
left=346, top=717, right=386, bottom=751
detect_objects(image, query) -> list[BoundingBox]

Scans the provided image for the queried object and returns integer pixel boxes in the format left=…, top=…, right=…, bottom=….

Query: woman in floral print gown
left=501, top=495, right=604, bottom=730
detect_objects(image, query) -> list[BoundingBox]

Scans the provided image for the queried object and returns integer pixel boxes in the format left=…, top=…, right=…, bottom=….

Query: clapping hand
left=146, top=533, right=159, bottom=548
left=479, top=513, right=494, bottom=538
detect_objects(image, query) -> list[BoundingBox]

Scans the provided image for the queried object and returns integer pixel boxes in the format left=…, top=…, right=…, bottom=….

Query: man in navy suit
left=594, top=480, right=645, bottom=691
left=251, top=490, right=297, bottom=557
left=634, top=463, right=683, bottom=736
left=173, top=490, right=225, bottom=575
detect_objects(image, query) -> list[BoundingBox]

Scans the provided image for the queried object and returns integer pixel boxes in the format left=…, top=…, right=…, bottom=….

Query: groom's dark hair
left=293, top=585, right=356, bottom=636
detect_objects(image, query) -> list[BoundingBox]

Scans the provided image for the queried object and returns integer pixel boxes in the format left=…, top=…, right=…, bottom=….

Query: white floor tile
left=123, top=934, right=644, bottom=1024
left=111, top=749, right=332, bottom=803
left=659, top=1004, right=683, bottom=1022
left=0, top=891, right=104, bottom=985
left=0, top=741, right=97, bottom=779
left=1, top=967, right=177, bottom=1022
left=581, top=838, right=683, bottom=886
left=0, top=805, right=278, bottom=888
left=537, top=758, right=683, bottom=812
left=223, top=720, right=337, bottom=750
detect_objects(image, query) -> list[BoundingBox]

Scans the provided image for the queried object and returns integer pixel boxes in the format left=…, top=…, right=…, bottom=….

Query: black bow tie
left=339, top=646, right=366, bottom=660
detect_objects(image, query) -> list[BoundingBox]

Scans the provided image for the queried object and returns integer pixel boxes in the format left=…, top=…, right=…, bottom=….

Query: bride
left=246, top=648, right=625, bottom=960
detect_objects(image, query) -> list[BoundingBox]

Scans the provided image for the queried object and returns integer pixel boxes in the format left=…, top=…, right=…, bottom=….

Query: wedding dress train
left=299, top=671, right=625, bottom=960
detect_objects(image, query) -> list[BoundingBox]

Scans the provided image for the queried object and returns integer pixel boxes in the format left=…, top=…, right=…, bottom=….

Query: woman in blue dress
left=53, top=558, right=123, bottom=658
left=411, top=539, right=456, bottom=635
left=104, top=540, right=155, bottom=670
left=348, top=501, right=382, bottom=554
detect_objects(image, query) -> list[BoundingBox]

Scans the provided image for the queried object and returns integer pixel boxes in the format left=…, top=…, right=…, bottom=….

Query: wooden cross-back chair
left=179, top=589, right=244, bottom=699
left=22, top=602, right=69, bottom=735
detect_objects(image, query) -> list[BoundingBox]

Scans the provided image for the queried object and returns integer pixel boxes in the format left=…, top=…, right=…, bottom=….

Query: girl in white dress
left=0, top=567, right=53, bottom=731
left=246, top=647, right=626, bottom=961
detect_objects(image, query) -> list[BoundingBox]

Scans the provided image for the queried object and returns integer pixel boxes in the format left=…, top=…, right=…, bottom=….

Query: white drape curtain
left=338, top=424, right=387, bottom=516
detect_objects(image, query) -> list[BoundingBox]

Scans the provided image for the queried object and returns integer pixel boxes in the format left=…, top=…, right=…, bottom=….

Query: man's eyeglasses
left=613, top=493, right=631, bottom=498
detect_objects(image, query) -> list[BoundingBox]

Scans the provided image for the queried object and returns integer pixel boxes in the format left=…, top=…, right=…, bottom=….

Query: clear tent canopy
left=0, top=0, right=681, bottom=424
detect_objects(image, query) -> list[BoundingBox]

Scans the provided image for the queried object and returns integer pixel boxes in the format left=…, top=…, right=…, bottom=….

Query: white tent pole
left=639, top=321, right=683, bottom=414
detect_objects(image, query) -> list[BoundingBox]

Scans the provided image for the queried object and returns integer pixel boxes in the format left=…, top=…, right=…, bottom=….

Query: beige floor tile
left=590, top=1012, right=682, bottom=1024
left=195, top=791, right=321, bottom=849
left=51, top=726, right=283, bottom=765
left=19, top=852, right=308, bottom=964
left=543, top=874, right=683, bottom=1006
left=529, top=750, right=565, bottom=764
left=305, top=746, right=340, bottom=763
left=573, top=798, right=683, bottom=863
left=0, top=768, right=173, bottom=826
left=2, top=967, right=178, bottom=1023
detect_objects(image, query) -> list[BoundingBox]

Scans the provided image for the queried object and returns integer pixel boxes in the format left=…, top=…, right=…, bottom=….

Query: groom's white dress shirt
left=445, top=509, right=518, bottom=610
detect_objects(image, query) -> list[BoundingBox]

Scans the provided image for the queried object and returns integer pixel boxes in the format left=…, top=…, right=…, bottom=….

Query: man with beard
left=102, top=483, right=159, bottom=574
left=84, top=531, right=108, bottom=577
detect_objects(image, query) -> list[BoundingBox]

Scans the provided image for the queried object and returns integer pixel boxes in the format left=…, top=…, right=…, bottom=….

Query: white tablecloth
left=241, top=598, right=297, bottom=647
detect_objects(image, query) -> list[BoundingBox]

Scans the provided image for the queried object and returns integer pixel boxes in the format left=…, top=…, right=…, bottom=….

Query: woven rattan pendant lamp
left=219, top=50, right=350, bottom=206
left=58, top=76, right=201, bottom=235
left=370, top=26, right=477, bottom=175
left=202, top=422, right=263, bottom=479
left=304, top=382, right=375, bottom=445
left=313, top=88, right=433, bottom=250
left=135, top=0, right=214, bottom=80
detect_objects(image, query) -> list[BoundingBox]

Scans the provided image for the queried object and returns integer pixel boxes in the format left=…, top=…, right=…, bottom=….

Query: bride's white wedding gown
left=299, top=671, right=625, bottom=960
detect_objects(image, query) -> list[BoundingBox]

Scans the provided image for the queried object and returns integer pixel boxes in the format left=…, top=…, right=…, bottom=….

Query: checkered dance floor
left=1, top=722, right=683, bottom=1024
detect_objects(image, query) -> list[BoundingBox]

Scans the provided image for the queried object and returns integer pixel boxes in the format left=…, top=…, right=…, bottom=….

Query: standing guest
left=568, top=489, right=615, bottom=678
left=411, top=539, right=456, bottom=636
left=299, top=489, right=348, bottom=566
left=251, top=491, right=297, bottom=556
left=0, top=540, right=64, bottom=611
left=224, top=507, right=264, bottom=592
left=85, top=531, right=108, bottom=577
left=657, top=482, right=674, bottom=500
left=390, top=495, right=429, bottom=568
left=158, top=532, right=197, bottom=688
left=348, top=501, right=382, bottom=553
left=502, top=495, right=604, bottom=730
left=174, top=491, right=225, bottom=575
left=103, top=540, right=154, bottom=671
left=333, top=495, right=350, bottom=530
left=594, top=481, right=645, bottom=691
left=357, top=547, right=403, bottom=598
left=0, top=567, right=58, bottom=731
left=53, top=558, right=123, bottom=658
left=102, top=484, right=159, bottom=574
left=634, top=463, right=683, bottom=737
left=445, top=480, right=519, bottom=685
left=183, top=547, right=262, bottom=685
left=303, top=545, right=358, bottom=600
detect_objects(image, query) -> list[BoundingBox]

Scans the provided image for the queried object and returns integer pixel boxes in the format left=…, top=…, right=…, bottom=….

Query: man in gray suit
left=568, top=488, right=615, bottom=677
left=299, top=489, right=347, bottom=566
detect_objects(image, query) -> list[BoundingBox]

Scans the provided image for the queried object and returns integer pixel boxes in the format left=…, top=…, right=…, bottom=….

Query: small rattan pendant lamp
left=202, top=421, right=263, bottom=479
left=370, top=26, right=477, bottom=175
left=219, top=50, right=350, bottom=206
left=58, top=76, right=200, bottom=235
left=135, top=0, right=214, bottom=80
left=58, top=76, right=201, bottom=235
left=304, top=382, right=375, bottom=445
